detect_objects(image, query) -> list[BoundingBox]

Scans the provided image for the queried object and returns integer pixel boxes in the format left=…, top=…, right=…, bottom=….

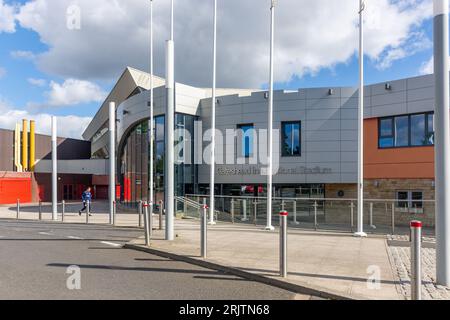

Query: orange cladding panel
left=364, top=118, right=435, bottom=179
left=0, top=178, right=32, bottom=204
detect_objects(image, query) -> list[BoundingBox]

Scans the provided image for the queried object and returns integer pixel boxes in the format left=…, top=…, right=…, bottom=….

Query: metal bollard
left=253, top=201, right=258, bottom=226
left=350, top=202, right=355, bottom=231
left=159, top=200, right=163, bottom=230
left=201, top=200, right=208, bottom=259
left=39, top=200, right=42, bottom=221
left=231, top=198, right=235, bottom=224
left=369, top=202, right=376, bottom=229
left=410, top=221, right=422, bottom=300
left=279, top=211, right=288, bottom=278
left=391, top=203, right=395, bottom=235
left=313, top=201, right=318, bottom=231
left=16, top=199, right=20, bottom=220
left=138, top=200, right=143, bottom=228
left=292, top=200, right=299, bottom=225
left=113, top=201, right=117, bottom=226
left=143, top=202, right=150, bottom=246
left=62, top=200, right=65, bottom=222
left=149, top=201, right=154, bottom=238
left=242, top=199, right=248, bottom=221
left=86, top=201, right=90, bottom=224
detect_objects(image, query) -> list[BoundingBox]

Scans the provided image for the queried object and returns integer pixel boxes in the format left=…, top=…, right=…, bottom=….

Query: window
left=237, top=124, right=254, bottom=158
left=379, top=112, right=434, bottom=148
left=282, top=121, right=301, bottom=157
left=396, top=191, right=424, bottom=212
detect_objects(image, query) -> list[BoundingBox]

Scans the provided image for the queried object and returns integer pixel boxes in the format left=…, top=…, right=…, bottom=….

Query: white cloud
left=0, top=98, right=91, bottom=139
left=0, top=67, right=6, bottom=79
left=375, top=32, right=432, bottom=70
left=45, top=79, right=107, bottom=107
left=27, top=78, right=47, bottom=87
left=13, top=0, right=434, bottom=88
left=419, top=56, right=450, bottom=75
left=0, top=0, right=15, bottom=33
left=10, top=50, right=36, bottom=60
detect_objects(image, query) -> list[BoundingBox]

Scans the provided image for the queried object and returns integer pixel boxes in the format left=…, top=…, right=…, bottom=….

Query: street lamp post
left=266, top=0, right=276, bottom=231
left=434, top=0, right=450, bottom=286
left=209, top=0, right=218, bottom=225
left=355, top=0, right=367, bottom=238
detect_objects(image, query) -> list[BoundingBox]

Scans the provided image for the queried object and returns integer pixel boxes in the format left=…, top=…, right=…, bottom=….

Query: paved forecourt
left=127, top=218, right=403, bottom=300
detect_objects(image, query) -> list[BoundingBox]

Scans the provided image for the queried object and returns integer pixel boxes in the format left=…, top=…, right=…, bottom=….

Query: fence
left=182, top=194, right=435, bottom=234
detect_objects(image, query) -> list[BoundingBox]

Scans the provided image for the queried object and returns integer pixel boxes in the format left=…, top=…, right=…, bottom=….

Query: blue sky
left=0, top=0, right=442, bottom=138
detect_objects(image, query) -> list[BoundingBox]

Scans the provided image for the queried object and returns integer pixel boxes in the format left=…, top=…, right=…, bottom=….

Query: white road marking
left=39, top=232, right=52, bottom=236
left=67, top=236, right=84, bottom=240
left=100, top=241, right=122, bottom=247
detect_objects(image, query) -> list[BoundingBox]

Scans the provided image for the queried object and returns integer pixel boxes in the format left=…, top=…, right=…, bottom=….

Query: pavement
left=387, top=234, right=450, bottom=300
left=0, top=218, right=303, bottom=300
left=126, top=218, right=404, bottom=300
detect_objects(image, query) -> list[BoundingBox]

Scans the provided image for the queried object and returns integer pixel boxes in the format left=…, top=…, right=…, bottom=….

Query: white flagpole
left=209, top=0, right=217, bottom=225
left=149, top=0, right=155, bottom=220
left=354, top=0, right=367, bottom=237
left=265, top=0, right=276, bottom=231
left=434, top=0, right=450, bottom=286
left=165, top=0, right=175, bottom=240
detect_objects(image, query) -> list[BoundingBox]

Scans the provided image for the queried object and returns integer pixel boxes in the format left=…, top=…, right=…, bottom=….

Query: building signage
left=217, top=166, right=332, bottom=176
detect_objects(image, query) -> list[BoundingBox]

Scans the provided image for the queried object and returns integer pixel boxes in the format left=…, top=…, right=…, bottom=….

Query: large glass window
left=282, top=121, right=301, bottom=157
left=119, top=113, right=198, bottom=208
left=237, top=124, right=254, bottom=158
left=379, top=112, right=434, bottom=148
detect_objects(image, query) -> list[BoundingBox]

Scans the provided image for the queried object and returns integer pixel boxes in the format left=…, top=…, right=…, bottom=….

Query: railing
left=182, top=194, right=435, bottom=234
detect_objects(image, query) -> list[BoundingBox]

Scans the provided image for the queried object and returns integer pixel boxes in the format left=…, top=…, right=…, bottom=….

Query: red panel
left=116, top=185, right=121, bottom=200
left=38, top=185, right=45, bottom=201
left=0, top=178, right=32, bottom=204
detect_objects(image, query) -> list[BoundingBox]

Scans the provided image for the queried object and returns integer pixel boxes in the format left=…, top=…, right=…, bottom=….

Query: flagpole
left=265, top=0, right=276, bottom=231
left=355, top=0, right=367, bottom=237
left=165, top=0, right=175, bottom=240
left=149, top=0, right=155, bottom=219
left=209, top=0, right=217, bottom=225
left=434, top=0, right=450, bottom=286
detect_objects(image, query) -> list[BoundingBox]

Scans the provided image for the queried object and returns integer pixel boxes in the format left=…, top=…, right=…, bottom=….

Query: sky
left=0, top=0, right=444, bottom=139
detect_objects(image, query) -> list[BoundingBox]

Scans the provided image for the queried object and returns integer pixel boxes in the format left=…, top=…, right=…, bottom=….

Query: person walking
left=79, top=187, right=93, bottom=216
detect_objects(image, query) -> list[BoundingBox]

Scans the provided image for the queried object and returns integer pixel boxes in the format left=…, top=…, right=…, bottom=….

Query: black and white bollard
left=279, top=211, right=288, bottom=278
left=201, top=201, right=208, bottom=259
left=411, top=220, right=422, bottom=300
left=143, top=202, right=150, bottom=246
left=16, top=199, right=20, bottom=220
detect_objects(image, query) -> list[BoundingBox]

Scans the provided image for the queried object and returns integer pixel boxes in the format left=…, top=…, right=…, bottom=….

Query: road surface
left=0, top=219, right=300, bottom=300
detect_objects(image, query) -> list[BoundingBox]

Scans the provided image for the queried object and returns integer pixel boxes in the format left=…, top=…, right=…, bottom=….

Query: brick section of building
left=323, top=180, right=435, bottom=228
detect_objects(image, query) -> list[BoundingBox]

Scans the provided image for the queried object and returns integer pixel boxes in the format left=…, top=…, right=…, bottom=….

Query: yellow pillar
left=30, top=120, right=36, bottom=172
left=22, top=119, right=28, bottom=172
